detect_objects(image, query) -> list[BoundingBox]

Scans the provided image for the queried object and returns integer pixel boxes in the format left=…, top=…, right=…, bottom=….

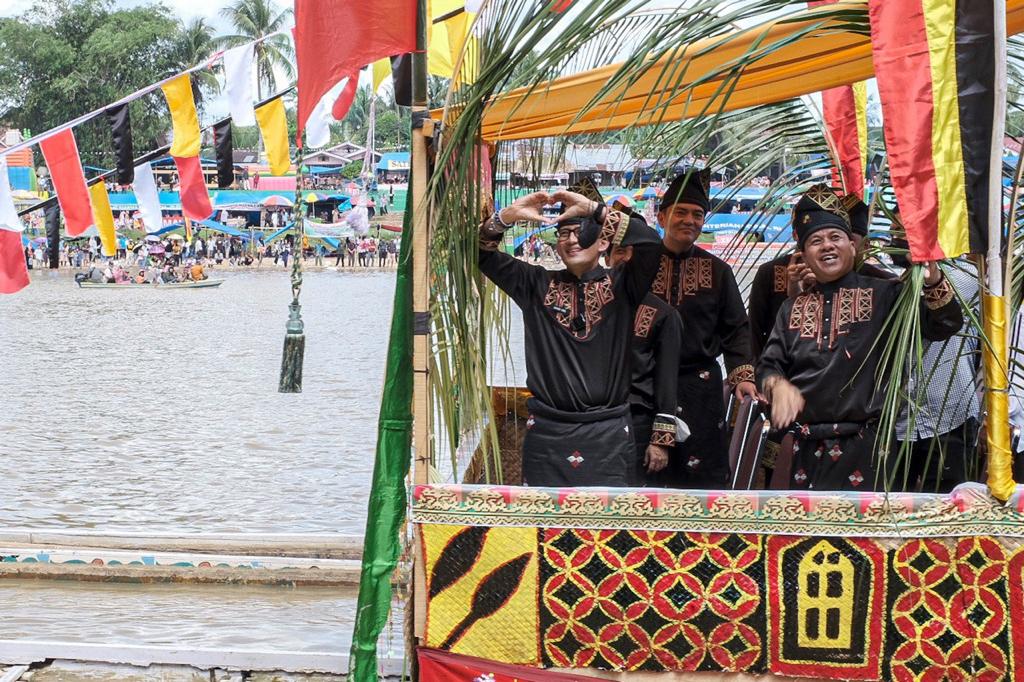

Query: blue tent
left=150, top=218, right=253, bottom=240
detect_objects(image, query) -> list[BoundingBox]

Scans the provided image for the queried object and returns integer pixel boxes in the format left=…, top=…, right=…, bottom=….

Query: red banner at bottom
left=418, top=649, right=612, bottom=681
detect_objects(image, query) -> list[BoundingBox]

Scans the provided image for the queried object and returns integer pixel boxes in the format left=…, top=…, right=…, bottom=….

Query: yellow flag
left=254, top=98, right=290, bottom=176
left=372, top=59, right=392, bottom=95
left=161, top=74, right=201, bottom=158
left=429, top=0, right=477, bottom=82
left=89, top=182, right=117, bottom=257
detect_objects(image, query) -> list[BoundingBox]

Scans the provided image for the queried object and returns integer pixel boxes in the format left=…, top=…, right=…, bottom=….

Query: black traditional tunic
left=749, top=255, right=898, bottom=360
left=479, top=211, right=662, bottom=487
left=756, top=270, right=963, bottom=491
left=649, top=245, right=753, bottom=487
left=627, top=293, right=683, bottom=485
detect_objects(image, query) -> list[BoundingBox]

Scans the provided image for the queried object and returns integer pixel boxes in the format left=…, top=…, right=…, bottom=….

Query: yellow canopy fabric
left=461, top=0, right=1024, bottom=141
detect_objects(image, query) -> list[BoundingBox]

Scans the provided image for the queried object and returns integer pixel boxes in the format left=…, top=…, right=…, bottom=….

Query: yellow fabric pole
left=254, top=98, right=291, bottom=176
left=88, top=182, right=117, bottom=257
left=984, top=293, right=1014, bottom=501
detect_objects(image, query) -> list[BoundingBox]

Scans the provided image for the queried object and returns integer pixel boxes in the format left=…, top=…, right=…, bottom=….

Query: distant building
left=376, top=152, right=410, bottom=181
left=303, top=142, right=381, bottom=171
left=0, top=129, right=37, bottom=191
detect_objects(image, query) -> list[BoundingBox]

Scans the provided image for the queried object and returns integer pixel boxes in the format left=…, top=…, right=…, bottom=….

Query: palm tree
left=216, top=0, right=294, bottom=100
left=174, top=18, right=220, bottom=112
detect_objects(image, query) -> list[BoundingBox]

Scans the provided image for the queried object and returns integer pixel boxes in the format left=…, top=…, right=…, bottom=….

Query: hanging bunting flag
left=44, top=203, right=60, bottom=268
left=294, top=0, right=417, bottom=141
left=254, top=97, right=290, bottom=176
left=105, top=102, right=135, bottom=185
left=429, top=0, right=477, bottom=83
left=161, top=74, right=202, bottom=158
left=372, top=58, right=392, bottom=94
left=391, top=54, right=412, bottom=107
left=173, top=155, right=213, bottom=221
left=331, top=75, right=360, bottom=121
left=39, top=129, right=94, bottom=237
left=0, top=228, right=29, bottom=294
left=213, top=119, right=235, bottom=188
left=0, top=158, right=25, bottom=232
left=132, top=162, right=164, bottom=233
left=868, top=0, right=995, bottom=261
left=306, top=89, right=335, bottom=149
left=223, top=44, right=257, bottom=127
left=88, top=182, right=118, bottom=257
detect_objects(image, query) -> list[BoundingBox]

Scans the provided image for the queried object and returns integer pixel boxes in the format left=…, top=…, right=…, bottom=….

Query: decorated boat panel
left=414, top=483, right=1024, bottom=680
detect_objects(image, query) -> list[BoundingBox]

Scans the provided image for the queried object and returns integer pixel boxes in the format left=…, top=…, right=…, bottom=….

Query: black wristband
left=591, top=202, right=605, bottom=223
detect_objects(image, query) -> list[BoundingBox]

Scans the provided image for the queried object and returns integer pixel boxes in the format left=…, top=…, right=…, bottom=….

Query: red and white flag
left=294, top=0, right=417, bottom=142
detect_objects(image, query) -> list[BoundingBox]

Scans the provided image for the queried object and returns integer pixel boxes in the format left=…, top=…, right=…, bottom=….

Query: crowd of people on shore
left=29, top=232, right=401, bottom=276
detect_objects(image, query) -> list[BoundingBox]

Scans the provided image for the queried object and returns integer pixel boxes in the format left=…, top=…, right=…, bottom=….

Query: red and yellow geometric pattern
left=417, top=506, right=1024, bottom=679
left=541, top=529, right=763, bottom=672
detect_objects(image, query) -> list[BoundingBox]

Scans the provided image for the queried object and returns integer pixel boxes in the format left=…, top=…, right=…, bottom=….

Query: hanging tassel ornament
left=278, top=145, right=306, bottom=393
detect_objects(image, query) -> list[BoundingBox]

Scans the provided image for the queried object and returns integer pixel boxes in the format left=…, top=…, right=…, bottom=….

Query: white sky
left=0, top=0, right=252, bottom=27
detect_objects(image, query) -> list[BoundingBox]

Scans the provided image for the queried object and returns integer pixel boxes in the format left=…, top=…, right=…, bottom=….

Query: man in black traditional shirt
left=649, top=172, right=757, bottom=487
left=756, top=185, right=963, bottom=491
left=479, top=190, right=663, bottom=487
left=608, top=244, right=683, bottom=486
left=748, top=194, right=895, bottom=360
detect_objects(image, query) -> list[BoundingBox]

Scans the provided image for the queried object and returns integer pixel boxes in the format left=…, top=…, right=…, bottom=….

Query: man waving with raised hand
left=478, top=189, right=663, bottom=487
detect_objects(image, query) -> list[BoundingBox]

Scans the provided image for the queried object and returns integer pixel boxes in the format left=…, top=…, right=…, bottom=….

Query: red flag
left=331, top=74, right=360, bottom=121
left=173, top=155, right=213, bottom=221
left=294, top=0, right=416, bottom=142
left=418, top=648, right=612, bottom=681
left=810, top=2, right=867, bottom=199
left=821, top=84, right=867, bottom=198
left=868, top=0, right=996, bottom=261
left=0, top=229, right=29, bottom=294
left=39, top=129, right=94, bottom=237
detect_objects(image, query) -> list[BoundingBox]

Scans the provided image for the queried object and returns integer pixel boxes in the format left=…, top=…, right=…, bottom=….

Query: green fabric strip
left=348, top=179, right=415, bottom=680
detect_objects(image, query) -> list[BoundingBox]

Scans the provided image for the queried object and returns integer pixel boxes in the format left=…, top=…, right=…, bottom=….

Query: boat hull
left=77, top=279, right=225, bottom=289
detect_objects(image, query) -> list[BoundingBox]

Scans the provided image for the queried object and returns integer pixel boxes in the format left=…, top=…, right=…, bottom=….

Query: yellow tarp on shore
left=451, top=0, right=1024, bottom=141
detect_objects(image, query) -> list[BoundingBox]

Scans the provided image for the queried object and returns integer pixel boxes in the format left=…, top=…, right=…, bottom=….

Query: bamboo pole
left=410, top=0, right=432, bottom=650
left=985, top=0, right=1014, bottom=501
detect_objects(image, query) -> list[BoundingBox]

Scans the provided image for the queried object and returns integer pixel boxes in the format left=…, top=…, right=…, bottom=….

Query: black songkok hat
left=841, top=194, right=869, bottom=237
left=660, top=170, right=710, bottom=213
left=793, top=184, right=851, bottom=248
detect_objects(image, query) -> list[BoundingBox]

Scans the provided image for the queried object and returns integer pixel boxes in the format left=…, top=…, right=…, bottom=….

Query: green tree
left=173, top=17, right=220, bottom=111
left=0, top=0, right=196, bottom=167
left=216, top=0, right=294, bottom=100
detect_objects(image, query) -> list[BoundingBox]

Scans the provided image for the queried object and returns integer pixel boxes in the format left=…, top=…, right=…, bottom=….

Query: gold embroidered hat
left=793, top=184, right=851, bottom=248
left=841, top=194, right=870, bottom=237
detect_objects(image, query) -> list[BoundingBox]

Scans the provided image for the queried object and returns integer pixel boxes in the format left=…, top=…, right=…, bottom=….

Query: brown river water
left=0, top=269, right=394, bottom=534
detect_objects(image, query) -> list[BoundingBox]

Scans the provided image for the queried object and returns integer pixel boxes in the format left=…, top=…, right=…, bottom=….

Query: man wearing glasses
left=479, top=189, right=663, bottom=487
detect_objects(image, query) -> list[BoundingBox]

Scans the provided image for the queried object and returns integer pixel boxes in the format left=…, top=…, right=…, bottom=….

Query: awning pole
left=985, top=0, right=1014, bottom=501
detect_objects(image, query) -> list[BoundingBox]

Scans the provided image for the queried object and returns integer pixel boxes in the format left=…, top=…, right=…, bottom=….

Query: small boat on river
left=76, top=279, right=224, bottom=289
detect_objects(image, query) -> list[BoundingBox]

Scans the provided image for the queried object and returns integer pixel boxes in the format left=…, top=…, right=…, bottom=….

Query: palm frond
left=424, top=0, right=854, bottom=481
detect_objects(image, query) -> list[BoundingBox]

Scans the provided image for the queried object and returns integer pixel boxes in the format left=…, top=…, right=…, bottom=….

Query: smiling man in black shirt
left=757, top=185, right=963, bottom=491
left=479, top=190, right=663, bottom=487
